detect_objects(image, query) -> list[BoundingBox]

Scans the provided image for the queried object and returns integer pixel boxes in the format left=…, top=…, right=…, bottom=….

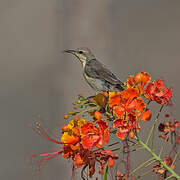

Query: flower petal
left=135, top=72, right=151, bottom=87
left=109, top=92, right=121, bottom=107
left=82, top=135, right=100, bottom=149
left=141, top=109, right=152, bottom=121
left=108, top=157, right=115, bottom=167
left=61, top=132, right=79, bottom=144
left=116, top=127, right=129, bottom=139
left=113, top=106, right=125, bottom=117
left=74, top=154, right=84, bottom=168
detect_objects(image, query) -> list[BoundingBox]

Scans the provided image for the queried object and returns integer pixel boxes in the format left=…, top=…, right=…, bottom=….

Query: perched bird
left=64, top=47, right=124, bottom=92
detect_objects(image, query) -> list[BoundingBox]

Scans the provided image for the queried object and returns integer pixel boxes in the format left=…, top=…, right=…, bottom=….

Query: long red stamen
left=31, top=150, right=62, bottom=171
left=30, top=122, right=64, bottom=144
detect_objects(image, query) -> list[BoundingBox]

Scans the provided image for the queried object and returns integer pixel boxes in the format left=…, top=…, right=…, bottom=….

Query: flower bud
left=94, top=111, right=102, bottom=120
left=129, top=131, right=135, bottom=139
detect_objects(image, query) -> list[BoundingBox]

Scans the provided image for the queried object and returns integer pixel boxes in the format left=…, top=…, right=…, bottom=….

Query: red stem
left=124, top=135, right=130, bottom=176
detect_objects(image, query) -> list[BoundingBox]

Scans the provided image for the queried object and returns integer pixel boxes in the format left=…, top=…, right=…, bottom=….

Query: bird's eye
left=79, top=51, right=83, bottom=54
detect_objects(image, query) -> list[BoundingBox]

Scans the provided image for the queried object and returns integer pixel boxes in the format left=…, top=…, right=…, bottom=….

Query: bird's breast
left=83, top=73, right=109, bottom=91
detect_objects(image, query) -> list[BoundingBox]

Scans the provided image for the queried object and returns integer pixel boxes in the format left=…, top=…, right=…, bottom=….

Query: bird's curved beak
left=63, top=49, right=75, bottom=54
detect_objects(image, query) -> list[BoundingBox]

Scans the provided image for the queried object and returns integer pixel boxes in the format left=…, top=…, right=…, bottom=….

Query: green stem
left=144, top=159, right=156, bottom=168
left=164, top=175, right=173, bottom=180
left=172, top=150, right=180, bottom=166
left=159, top=132, right=170, bottom=157
left=146, top=105, right=164, bottom=146
left=135, top=136, right=180, bottom=179
left=103, top=162, right=108, bottom=180
left=76, top=107, right=98, bottom=115
left=136, top=168, right=153, bottom=179
left=129, top=157, right=154, bottom=176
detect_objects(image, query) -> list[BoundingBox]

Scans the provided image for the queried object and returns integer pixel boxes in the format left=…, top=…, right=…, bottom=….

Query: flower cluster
left=158, top=114, right=180, bottom=144
left=109, top=72, right=172, bottom=139
left=30, top=72, right=177, bottom=179
left=153, top=155, right=176, bottom=175
left=31, top=116, right=115, bottom=178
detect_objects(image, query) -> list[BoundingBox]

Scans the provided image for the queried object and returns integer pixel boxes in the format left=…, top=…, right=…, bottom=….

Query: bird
left=63, top=47, right=124, bottom=92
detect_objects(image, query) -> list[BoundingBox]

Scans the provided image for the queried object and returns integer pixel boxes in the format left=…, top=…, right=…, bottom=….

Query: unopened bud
left=129, top=131, right=135, bottom=139
left=94, top=111, right=102, bottom=120
left=73, top=116, right=79, bottom=121
left=68, top=111, right=73, bottom=115
left=73, top=105, right=78, bottom=109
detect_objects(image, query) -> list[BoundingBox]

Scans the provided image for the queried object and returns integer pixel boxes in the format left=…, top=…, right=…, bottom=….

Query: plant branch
left=159, top=132, right=171, bottom=157
left=103, top=162, right=108, bottom=180
left=136, top=168, right=153, bottom=179
left=135, top=136, right=180, bottom=179
left=146, top=105, right=164, bottom=146
left=129, top=157, right=154, bottom=176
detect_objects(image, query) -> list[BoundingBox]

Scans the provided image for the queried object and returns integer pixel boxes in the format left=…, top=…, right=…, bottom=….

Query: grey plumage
left=84, top=59, right=124, bottom=91
left=64, top=48, right=124, bottom=92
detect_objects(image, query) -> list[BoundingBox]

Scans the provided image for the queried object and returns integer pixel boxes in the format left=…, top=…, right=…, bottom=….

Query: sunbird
left=64, top=47, right=124, bottom=92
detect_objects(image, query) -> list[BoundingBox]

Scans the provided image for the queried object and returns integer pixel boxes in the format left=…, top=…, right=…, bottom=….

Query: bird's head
left=63, top=47, right=95, bottom=67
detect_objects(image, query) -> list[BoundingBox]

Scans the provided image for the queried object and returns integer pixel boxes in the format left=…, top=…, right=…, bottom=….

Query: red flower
left=127, top=72, right=151, bottom=94
left=95, top=149, right=118, bottom=175
left=116, top=127, right=129, bottom=139
left=158, top=116, right=180, bottom=143
left=109, top=88, right=146, bottom=117
left=76, top=149, right=118, bottom=178
left=109, top=87, right=151, bottom=139
left=153, top=156, right=175, bottom=175
left=109, top=88, right=143, bottom=117
left=135, top=72, right=151, bottom=88
left=81, top=120, right=110, bottom=149
left=113, top=116, right=136, bottom=139
left=144, top=79, right=172, bottom=104
left=73, top=153, right=84, bottom=168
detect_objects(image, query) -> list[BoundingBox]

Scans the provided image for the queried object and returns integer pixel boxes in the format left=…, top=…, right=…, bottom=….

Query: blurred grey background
left=0, top=0, right=180, bottom=180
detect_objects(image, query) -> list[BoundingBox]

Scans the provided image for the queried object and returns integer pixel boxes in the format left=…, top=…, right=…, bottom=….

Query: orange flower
left=127, top=75, right=136, bottom=88
left=116, top=127, right=129, bottom=139
left=110, top=89, right=147, bottom=120
left=135, top=72, right=151, bottom=87
left=109, top=88, right=139, bottom=107
left=61, top=118, right=85, bottom=145
left=121, top=88, right=139, bottom=104
left=97, top=149, right=118, bottom=175
left=109, top=88, right=140, bottom=117
left=73, top=153, right=84, bottom=168
left=81, top=120, right=110, bottom=149
left=144, top=79, right=172, bottom=104
left=109, top=86, right=151, bottom=139
left=127, top=72, right=151, bottom=94
left=109, top=91, right=121, bottom=107
left=61, top=132, right=79, bottom=144
left=113, top=115, right=137, bottom=139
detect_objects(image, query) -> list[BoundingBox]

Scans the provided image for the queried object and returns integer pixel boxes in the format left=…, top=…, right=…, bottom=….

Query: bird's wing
left=85, top=59, right=123, bottom=86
